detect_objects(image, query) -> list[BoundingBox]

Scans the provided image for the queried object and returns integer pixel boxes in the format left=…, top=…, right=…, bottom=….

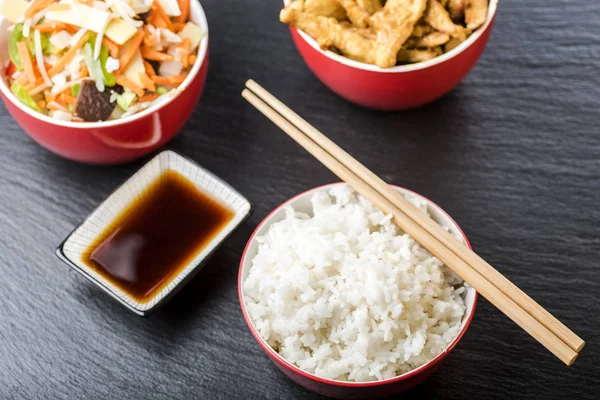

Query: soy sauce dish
left=57, top=151, right=251, bottom=316
left=239, top=183, right=477, bottom=399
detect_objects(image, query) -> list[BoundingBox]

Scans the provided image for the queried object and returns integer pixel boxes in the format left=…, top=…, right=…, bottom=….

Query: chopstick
left=242, top=80, right=584, bottom=366
left=245, top=80, right=585, bottom=354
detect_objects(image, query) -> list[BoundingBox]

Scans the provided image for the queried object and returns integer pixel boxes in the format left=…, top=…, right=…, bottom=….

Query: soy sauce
left=82, top=170, right=234, bottom=303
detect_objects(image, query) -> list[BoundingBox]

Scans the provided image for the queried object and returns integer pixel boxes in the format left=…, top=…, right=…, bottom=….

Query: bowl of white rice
left=238, top=183, right=477, bottom=399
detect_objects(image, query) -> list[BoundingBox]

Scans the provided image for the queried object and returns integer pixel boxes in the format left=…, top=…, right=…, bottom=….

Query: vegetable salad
left=0, top=0, right=204, bottom=122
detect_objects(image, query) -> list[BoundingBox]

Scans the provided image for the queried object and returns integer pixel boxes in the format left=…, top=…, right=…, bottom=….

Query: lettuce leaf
left=11, top=81, right=42, bottom=112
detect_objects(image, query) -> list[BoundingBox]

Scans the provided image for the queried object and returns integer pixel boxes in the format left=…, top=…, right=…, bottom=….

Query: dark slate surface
left=0, top=0, right=598, bottom=399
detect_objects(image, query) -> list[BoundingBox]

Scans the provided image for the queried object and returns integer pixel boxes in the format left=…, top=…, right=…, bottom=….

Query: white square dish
left=57, top=150, right=252, bottom=316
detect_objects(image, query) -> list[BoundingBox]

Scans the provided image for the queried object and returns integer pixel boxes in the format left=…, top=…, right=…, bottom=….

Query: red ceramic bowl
left=0, top=1, right=209, bottom=165
left=239, top=183, right=478, bottom=399
left=283, top=0, right=498, bottom=110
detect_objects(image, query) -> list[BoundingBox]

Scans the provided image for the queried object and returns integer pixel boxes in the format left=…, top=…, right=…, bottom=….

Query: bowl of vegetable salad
left=0, top=0, right=208, bottom=164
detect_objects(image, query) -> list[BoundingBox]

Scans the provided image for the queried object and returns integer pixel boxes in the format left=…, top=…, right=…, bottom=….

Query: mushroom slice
left=75, top=80, right=123, bottom=122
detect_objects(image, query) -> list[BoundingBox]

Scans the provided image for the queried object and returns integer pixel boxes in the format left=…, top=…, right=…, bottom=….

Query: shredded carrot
left=26, top=83, right=43, bottom=94
left=102, top=38, right=120, bottom=59
left=187, top=54, right=197, bottom=65
left=37, top=100, right=46, bottom=110
left=172, top=22, right=186, bottom=32
left=47, top=4, right=72, bottom=12
left=34, top=22, right=68, bottom=33
left=17, top=42, right=37, bottom=85
left=22, top=69, right=47, bottom=92
left=143, top=35, right=156, bottom=48
left=175, top=0, right=190, bottom=24
left=151, top=74, right=187, bottom=86
left=116, top=76, right=145, bottom=97
left=21, top=82, right=39, bottom=93
left=143, top=27, right=157, bottom=48
left=29, top=81, right=50, bottom=96
left=48, top=32, right=90, bottom=77
left=148, top=12, right=167, bottom=29
left=17, top=73, right=29, bottom=87
left=138, top=93, right=159, bottom=103
left=152, top=1, right=174, bottom=31
left=45, top=93, right=55, bottom=104
left=79, top=64, right=89, bottom=78
left=139, top=72, right=156, bottom=92
left=177, top=38, right=190, bottom=50
left=147, top=5, right=162, bottom=29
left=22, top=83, right=33, bottom=92
left=25, top=0, right=55, bottom=18
left=117, top=30, right=145, bottom=73
left=150, top=76, right=169, bottom=85
left=141, top=47, right=173, bottom=61
left=24, top=0, right=42, bottom=18
left=61, top=93, right=77, bottom=105
left=143, top=60, right=157, bottom=78
left=47, top=101, right=67, bottom=112
left=177, top=38, right=190, bottom=67
left=65, top=25, right=80, bottom=34
left=54, top=96, right=67, bottom=107
left=151, top=76, right=171, bottom=86
left=54, top=85, right=74, bottom=97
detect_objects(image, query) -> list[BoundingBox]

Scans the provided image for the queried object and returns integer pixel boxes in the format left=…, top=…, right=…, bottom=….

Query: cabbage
left=116, top=91, right=137, bottom=111
left=9, top=24, right=25, bottom=70
left=83, top=43, right=105, bottom=92
left=99, top=44, right=116, bottom=86
left=86, top=34, right=116, bottom=87
left=11, top=81, right=42, bottom=112
left=10, top=24, right=54, bottom=71
left=71, top=83, right=81, bottom=97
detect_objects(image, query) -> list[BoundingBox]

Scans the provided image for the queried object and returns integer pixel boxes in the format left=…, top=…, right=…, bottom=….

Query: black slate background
left=0, top=0, right=598, bottom=399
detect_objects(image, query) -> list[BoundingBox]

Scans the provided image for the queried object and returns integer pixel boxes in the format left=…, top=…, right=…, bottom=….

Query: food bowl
left=239, top=183, right=477, bottom=399
left=283, top=0, right=498, bottom=110
left=0, top=1, right=209, bottom=165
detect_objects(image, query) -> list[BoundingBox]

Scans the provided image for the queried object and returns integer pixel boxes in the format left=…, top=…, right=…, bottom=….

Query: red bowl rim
left=238, top=182, right=478, bottom=388
left=283, top=0, right=498, bottom=73
left=0, top=0, right=209, bottom=129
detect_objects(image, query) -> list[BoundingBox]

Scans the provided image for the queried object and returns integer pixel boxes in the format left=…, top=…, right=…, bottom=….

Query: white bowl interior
left=0, top=0, right=209, bottom=128
left=62, top=150, right=251, bottom=315
left=240, top=183, right=476, bottom=382
left=283, top=0, right=498, bottom=73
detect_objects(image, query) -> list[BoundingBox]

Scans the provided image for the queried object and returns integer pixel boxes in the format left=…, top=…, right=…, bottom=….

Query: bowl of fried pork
left=280, top=0, right=497, bottom=110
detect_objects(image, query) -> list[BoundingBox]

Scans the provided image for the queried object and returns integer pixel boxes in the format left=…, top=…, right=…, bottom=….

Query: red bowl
left=0, top=1, right=209, bottom=165
left=284, top=0, right=498, bottom=110
left=239, top=183, right=478, bottom=399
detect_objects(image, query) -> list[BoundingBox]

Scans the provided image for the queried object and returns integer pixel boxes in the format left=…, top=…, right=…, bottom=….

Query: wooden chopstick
left=245, top=80, right=585, bottom=354
left=242, top=82, right=583, bottom=365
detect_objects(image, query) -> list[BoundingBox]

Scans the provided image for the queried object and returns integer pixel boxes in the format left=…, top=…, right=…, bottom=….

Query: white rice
left=243, top=186, right=467, bottom=382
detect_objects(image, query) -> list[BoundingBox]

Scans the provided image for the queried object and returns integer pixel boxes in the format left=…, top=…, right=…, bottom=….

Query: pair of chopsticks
left=242, top=80, right=584, bottom=365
